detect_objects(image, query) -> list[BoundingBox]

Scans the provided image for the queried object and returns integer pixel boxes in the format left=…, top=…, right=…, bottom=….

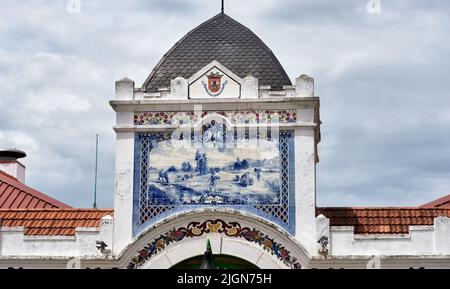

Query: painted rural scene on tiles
left=147, top=139, right=281, bottom=206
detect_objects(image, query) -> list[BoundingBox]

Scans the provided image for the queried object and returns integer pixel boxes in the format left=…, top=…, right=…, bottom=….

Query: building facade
left=0, top=12, right=449, bottom=269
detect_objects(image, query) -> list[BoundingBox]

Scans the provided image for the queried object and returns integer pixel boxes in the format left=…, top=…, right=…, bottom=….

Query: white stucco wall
left=434, top=216, right=450, bottom=254
left=0, top=161, right=25, bottom=183
left=113, top=132, right=135, bottom=255
left=0, top=216, right=113, bottom=259
left=322, top=216, right=450, bottom=257
left=294, top=127, right=317, bottom=255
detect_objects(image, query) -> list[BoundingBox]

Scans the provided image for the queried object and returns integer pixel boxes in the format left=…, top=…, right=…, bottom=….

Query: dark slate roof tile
left=143, top=13, right=292, bottom=92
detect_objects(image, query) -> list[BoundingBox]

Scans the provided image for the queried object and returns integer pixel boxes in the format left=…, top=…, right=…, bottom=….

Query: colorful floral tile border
left=134, top=110, right=297, bottom=125
left=127, top=219, right=301, bottom=269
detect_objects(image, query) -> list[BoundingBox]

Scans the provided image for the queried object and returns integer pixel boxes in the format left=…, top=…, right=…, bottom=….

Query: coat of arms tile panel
left=133, top=110, right=296, bottom=236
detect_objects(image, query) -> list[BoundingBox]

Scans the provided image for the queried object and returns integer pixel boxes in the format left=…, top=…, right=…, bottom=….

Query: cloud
left=0, top=0, right=449, bottom=208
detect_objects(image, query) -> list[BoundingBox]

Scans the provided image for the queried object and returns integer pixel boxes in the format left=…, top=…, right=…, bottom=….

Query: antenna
left=221, top=0, right=224, bottom=13
left=93, top=133, right=98, bottom=209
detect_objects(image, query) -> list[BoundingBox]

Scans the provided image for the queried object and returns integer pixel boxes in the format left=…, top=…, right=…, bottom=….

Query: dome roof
left=143, top=13, right=292, bottom=92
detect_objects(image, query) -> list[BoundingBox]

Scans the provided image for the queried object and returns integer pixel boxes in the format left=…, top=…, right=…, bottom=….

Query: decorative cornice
left=109, top=97, right=320, bottom=112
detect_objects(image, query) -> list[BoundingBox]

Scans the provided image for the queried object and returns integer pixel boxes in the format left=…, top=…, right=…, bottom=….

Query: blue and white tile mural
left=147, top=138, right=280, bottom=206
left=133, top=111, right=296, bottom=236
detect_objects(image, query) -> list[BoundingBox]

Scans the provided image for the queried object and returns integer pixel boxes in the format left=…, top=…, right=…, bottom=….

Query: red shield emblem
left=207, top=73, right=222, bottom=93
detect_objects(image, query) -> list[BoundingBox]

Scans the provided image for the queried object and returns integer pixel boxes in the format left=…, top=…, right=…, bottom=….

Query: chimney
left=0, top=149, right=27, bottom=183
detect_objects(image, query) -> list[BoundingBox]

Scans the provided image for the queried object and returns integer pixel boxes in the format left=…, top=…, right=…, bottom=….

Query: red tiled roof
left=420, top=194, right=450, bottom=208
left=317, top=207, right=450, bottom=234
left=0, top=170, right=71, bottom=209
left=0, top=209, right=114, bottom=236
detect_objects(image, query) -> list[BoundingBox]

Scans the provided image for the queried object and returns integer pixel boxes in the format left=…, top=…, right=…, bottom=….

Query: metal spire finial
left=93, top=133, right=98, bottom=209
left=221, top=0, right=224, bottom=13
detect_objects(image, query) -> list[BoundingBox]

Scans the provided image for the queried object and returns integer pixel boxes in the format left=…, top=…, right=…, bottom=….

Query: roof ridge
left=0, top=170, right=18, bottom=181
left=420, top=194, right=450, bottom=208
left=0, top=172, right=71, bottom=209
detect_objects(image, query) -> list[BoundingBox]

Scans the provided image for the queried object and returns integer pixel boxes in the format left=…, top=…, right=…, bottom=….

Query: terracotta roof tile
left=0, top=209, right=114, bottom=236
left=421, top=194, right=450, bottom=208
left=317, top=207, right=450, bottom=234
left=0, top=171, right=71, bottom=209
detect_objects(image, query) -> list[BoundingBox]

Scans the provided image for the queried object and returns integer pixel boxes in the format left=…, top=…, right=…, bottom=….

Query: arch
left=120, top=209, right=310, bottom=269
left=171, top=254, right=260, bottom=269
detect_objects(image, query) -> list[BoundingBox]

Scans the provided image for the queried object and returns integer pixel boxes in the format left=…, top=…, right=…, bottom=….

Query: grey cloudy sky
left=0, top=0, right=449, bottom=208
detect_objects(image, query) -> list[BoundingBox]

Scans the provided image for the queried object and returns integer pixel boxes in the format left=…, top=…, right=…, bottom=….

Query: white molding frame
left=188, top=60, right=244, bottom=86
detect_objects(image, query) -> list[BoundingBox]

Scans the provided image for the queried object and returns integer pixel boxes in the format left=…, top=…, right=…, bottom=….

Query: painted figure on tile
left=239, top=172, right=253, bottom=187
left=254, top=168, right=262, bottom=181
left=158, top=170, right=169, bottom=185
left=209, top=171, right=220, bottom=192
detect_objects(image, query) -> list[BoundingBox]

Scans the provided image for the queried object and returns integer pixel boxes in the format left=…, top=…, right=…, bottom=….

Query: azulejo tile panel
left=133, top=113, right=295, bottom=236
left=127, top=219, right=301, bottom=269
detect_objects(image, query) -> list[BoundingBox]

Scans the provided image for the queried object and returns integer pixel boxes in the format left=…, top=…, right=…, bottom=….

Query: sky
left=0, top=0, right=449, bottom=208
